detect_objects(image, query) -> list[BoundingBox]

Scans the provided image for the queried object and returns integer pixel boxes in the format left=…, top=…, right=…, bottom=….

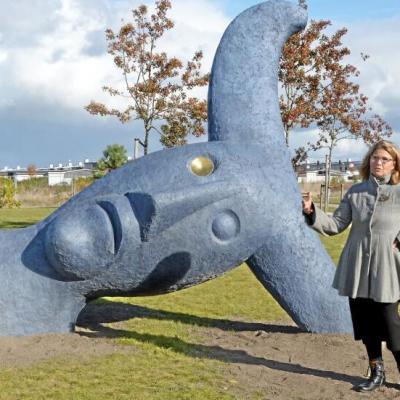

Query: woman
left=303, top=140, right=400, bottom=392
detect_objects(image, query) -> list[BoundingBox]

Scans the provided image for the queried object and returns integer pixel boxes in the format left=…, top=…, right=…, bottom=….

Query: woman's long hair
left=360, top=140, right=400, bottom=184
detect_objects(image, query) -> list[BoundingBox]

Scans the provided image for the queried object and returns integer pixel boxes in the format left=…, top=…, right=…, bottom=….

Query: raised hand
left=302, top=192, right=313, bottom=214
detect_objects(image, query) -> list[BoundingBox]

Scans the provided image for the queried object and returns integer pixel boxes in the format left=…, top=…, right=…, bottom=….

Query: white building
left=297, top=170, right=354, bottom=183
left=47, top=169, right=93, bottom=186
left=0, top=160, right=97, bottom=185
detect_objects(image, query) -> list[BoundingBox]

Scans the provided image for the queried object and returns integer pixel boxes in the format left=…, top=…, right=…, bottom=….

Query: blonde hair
left=360, top=140, right=400, bottom=184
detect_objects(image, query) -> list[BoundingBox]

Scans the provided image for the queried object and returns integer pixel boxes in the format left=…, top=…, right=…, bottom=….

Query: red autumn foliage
left=27, top=164, right=37, bottom=177
left=279, top=7, right=392, bottom=169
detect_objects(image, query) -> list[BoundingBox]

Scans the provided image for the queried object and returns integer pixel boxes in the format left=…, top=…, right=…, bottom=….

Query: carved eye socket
left=212, top=210, right=240, bottom=242
left=189, top=156, right=215, bottom=177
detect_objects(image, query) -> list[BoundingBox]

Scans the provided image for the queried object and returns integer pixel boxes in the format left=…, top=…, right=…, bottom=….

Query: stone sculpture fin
left=208, top=0, right=307, bottom=148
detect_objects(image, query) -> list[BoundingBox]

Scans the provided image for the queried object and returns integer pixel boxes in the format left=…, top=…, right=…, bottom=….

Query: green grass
left=0, top=353, right=236, bottom=400
left=111, top=263, right=287, bottom=322
left=319, top=230, right=348, bottom=265
left=0, top=354, right=235, bottom=400
left=0, top=207, right=56, bottom=229
left=0, top=208, right=349, bottom=399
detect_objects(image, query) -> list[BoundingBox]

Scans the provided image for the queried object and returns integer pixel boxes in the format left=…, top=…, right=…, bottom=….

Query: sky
left=0, top=0, right=399, bottom=168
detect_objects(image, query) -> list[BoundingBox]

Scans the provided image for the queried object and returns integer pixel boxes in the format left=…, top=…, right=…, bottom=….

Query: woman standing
left=303, top=140, right=400, bottom=392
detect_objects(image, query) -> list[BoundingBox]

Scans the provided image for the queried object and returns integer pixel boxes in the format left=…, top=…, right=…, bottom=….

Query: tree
left=85, top=0, right=209, bottom=155
left=27, top=164, right=37, bottom=177
left=308, top=66, right=392, bottom=191
left=280, top=19, right=331, bottom=148
left=97, top=144, right=128, bottom=175
left=279, top=16, right=392, bottom=169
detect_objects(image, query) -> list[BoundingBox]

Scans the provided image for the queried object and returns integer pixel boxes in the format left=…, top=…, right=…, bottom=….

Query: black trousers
left=349, top=297, right=400, bottom=352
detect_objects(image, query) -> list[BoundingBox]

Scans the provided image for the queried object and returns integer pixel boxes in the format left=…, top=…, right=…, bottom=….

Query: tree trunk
left=143, top=127, right=150, bottom=155
left=324, top=154, right=329, bottom=212
left=284, top=127, right=290, bottom=146
left=326, top=145, right=333, bottom=210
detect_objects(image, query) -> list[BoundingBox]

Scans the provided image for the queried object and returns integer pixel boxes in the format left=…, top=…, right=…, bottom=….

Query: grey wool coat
left=307, top=175, right=400, bottom=303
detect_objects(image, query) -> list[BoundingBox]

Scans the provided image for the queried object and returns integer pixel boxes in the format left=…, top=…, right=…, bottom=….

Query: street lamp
left=133, top=138, right=145, bottom=160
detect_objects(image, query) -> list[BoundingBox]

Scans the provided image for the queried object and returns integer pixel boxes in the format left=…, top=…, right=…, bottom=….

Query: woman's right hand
left=302, top=192, right=313, bottom=215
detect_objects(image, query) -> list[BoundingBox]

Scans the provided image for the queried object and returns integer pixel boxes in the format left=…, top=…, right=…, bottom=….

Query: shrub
left=97, top=144, right=128, bottom=172
left=0, top=178, right=21, bottom=208
left=74, top=177, right=94, bottom=193
left=16, top=177, right=48, bottom=192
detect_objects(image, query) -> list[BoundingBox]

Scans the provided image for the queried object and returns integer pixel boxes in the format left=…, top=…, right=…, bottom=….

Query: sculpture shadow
left=133, top=252, right=192, bottom=295
left=77, top=300, right=302, bottom=334
left=77, top=302, right=400, bottom=389
left=0, top=221, right=36, bottom=229
left=77, top=320, right=369, bottom=388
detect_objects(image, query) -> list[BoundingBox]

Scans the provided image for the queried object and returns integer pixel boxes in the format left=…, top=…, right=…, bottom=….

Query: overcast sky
left=0, top=0, right=399, bottom=168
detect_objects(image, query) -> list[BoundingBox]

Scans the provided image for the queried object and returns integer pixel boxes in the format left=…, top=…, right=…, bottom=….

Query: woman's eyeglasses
left=371, top=156, right=393, bottom=165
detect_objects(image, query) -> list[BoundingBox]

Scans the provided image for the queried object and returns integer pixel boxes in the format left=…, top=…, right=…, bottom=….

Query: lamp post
left=324, top=154, right=330, bottom=212
left=133, top=138, right=145, bottom=160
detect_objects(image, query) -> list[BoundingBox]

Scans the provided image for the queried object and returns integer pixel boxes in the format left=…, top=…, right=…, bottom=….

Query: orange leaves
left=160, top=98, right=207, bottom=148
left=27, top=164, right=37, bottom=177
left=84, top=101, right=132, bottom=124
left=85, top=101, right=109, bottom=116
left=137, top=5, right=147, bottom=15
left=119, top=23, right=135, bottom=38
left=182, top=51, right=209, bottom=89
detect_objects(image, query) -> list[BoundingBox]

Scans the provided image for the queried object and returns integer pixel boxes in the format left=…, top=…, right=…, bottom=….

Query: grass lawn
left=0, top=207, right=56, bottom=229
left=0, top=208, right=349, bottom=400
left=319, top=230, right=348, bottom=265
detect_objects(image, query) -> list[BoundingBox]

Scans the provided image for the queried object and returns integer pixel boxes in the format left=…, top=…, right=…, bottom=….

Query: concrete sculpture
left=0, top=0, right=352, bottom=336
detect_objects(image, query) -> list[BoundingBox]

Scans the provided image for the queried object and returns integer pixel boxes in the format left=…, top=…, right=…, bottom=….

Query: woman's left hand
left=393, top=238, right=400, bottom=251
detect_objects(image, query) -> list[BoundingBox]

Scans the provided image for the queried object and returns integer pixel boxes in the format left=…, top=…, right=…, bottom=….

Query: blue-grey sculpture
left=0, top=0, right=352, bottom=336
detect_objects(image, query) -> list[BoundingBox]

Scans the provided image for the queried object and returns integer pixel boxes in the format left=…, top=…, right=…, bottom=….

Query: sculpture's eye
left=189, top=156, right=215, bottom=177
left=211, top=210, right=240, bottom=242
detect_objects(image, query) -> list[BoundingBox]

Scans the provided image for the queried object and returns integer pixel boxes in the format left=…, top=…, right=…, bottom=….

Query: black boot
left=356, top=358, right=385, bottom=392
left=392, top=350, right=400, bottom=383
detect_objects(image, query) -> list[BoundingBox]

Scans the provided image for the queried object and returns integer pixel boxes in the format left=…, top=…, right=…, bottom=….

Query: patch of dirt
left=0, top=330, right=135, bottom=369
left=1, top=302, right=400, bottom=399
left=201, top=324, right=400, bottom=399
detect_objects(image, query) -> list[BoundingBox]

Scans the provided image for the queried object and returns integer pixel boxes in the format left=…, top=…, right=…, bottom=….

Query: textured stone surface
left=0, top=0, right=352, bottom=336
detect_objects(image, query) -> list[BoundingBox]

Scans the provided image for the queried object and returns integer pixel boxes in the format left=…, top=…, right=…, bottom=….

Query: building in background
left=296, top=160, right=361, bottom=183
left=0, top=159, right=97, bottom=186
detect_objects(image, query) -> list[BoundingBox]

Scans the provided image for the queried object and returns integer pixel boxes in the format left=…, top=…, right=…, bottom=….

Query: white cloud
left=0, top=0, right=228, bottom=113
left=290, top=127, right=370, bottom=162
left=341, top=16, right=400, bottom=118
left=0, top=51, right=7, bottom=64
left=159, top=0, right=229, bottom=99
left=339, top=17, right=400, bottom=158
left=166, top=0, right=228, bottom=65
left=334, top=139, right=369, bottom=160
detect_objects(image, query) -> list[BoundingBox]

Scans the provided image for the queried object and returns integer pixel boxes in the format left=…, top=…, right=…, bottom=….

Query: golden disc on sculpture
left=189, top=156, right=215, bottom=176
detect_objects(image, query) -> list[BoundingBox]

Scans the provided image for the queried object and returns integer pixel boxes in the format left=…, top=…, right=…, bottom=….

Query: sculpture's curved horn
left=208, top=0, right=307, bottom=146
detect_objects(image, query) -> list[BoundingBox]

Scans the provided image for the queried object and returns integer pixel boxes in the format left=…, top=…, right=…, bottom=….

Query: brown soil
left=206, top=327, right=400, bottom=399
left=2, top=303, right=400, bottom=400
left=0, top=332, right=135, bottom=369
